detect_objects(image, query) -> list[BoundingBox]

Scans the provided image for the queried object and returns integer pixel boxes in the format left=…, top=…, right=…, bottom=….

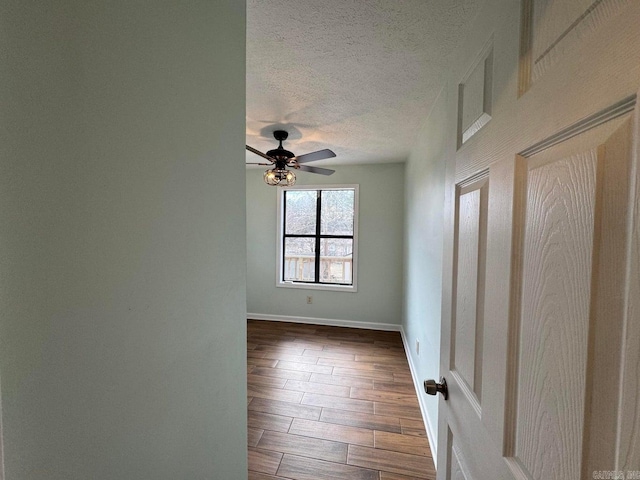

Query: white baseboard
left=247, top=314, right=436, bottom=466
left=400, top=326, right=438, bottom=468
left=247, top=313, right=401, bottom=332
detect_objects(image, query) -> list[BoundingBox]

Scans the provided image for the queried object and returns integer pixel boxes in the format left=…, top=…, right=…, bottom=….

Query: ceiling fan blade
left=246, top=162, right=271, bottom=165
left=297, top=165, right=335, bottom=176
left=246, top=145, right=275, bottom=162
left=291, top=149, right=336, bottom=164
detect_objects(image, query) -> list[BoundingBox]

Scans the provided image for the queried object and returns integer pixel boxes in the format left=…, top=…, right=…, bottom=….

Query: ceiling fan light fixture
left=263, top=168, right=296, bottom=186
left=247, top=130, right=335, bottom=186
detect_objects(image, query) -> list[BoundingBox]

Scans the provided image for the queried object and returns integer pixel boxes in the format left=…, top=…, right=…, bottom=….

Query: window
left=277, top=185, right=358, bottom=291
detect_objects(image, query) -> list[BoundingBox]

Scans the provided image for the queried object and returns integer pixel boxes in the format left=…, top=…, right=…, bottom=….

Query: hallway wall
left=402, top=88, right=453, bottom=449
left=0, top=2, right=247, bottom=478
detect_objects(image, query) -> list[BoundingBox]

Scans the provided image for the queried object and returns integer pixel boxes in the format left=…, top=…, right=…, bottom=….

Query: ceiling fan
left=246, top=130, right=336, bottom=186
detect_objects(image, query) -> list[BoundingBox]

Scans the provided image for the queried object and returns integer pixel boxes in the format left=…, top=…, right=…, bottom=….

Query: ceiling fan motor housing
left=267, top=130, right=295, bottom=160
left=266, top=148, right=295, bottom=160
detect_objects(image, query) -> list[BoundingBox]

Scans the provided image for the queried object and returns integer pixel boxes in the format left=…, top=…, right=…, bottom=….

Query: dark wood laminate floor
left=247, top=320, right=436, bottom=480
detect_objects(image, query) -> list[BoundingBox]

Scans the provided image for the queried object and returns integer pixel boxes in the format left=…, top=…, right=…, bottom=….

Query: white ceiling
left=246, top=0, right=480, bottom=166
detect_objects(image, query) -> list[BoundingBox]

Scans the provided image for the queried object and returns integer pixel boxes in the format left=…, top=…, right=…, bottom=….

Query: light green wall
left=401, top=0, right=524, bottom=453
left=402, top=88, right=452, bottom=445
left=0, top=2, right=247, bottom=478
left=247, top=164, right=404, bottom=326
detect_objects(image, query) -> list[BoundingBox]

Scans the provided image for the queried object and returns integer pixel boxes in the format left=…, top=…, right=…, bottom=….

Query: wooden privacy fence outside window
left=283, top=255, right=353, bottom=284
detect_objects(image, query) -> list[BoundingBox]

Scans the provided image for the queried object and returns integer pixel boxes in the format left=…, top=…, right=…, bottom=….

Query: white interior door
left=434, top=1, right=640, bottom=478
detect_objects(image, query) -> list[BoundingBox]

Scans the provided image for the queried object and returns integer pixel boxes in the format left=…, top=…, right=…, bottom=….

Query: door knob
left=423, top=377, right=448, bottom=400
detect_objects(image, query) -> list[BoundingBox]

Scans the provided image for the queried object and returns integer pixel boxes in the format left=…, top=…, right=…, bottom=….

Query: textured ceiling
left=246, top=0, right=480, bottom=166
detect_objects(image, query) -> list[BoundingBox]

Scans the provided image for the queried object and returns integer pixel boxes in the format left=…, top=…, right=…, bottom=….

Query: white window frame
left=276, top=184, right=359, bottom=292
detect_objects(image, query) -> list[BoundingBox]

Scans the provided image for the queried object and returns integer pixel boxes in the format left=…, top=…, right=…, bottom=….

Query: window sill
left=277, top=281, right=358, bottom=293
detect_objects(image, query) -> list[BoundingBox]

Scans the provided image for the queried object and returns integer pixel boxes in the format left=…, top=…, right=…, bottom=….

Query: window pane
left=320, top=190, right=354, bottom=235
left=285, top=190, right=317, bottom=235
left=284, top=237, right=316, bottom=282
left=319, top=238, right=353, bottom=284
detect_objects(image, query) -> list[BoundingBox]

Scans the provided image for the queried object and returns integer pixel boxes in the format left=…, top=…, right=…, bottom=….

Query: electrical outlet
left=416, top=339, right=420, bottom=356
left=306, top=296, right=313, bottom=304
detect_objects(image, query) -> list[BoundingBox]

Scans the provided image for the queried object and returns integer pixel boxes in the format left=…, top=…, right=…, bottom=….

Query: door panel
left=438, top=168, right=512, bottom=479
left=449, top=436, right=470, bottom=480
left=513, top=151, right=598, bottom=479
left=453, top=180, right=488, bottom=404
left=519, top=0, right=632, bottom=92
left=506, top=118, right=632, bottom=478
